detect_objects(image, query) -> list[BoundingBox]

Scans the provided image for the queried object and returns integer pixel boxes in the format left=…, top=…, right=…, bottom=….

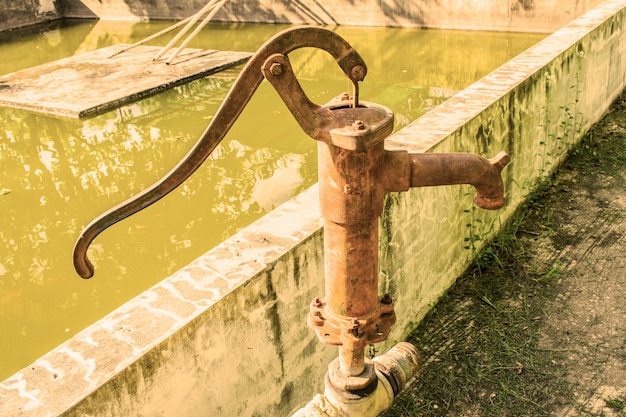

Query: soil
left=381, top=89, right=626, bottom=417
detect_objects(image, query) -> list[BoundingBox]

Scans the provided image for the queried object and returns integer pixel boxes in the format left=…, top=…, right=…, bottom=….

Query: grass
left=381, top=90, right=626, bottom=417
left=380, top=185, right=571, bottom=416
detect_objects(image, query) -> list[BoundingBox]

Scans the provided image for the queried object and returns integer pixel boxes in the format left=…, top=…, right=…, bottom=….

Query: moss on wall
left=0, top=0, right=62, bottom=32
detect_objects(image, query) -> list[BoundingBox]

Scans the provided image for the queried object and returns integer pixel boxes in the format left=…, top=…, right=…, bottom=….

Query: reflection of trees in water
left=212, top=141, right=306, bottom=213
left=0, top=75, right=314, bottom=377
left=0, top=20, right=544, bottom=380
left=0, top=70, right=313, bottom=288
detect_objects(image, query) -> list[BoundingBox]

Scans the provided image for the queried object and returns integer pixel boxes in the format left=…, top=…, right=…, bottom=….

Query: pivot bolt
left=269, top=62, right=283, bottom=76
left=351, top=65, right=365, bottom=81
left=381, top=293, right=393, bottom=305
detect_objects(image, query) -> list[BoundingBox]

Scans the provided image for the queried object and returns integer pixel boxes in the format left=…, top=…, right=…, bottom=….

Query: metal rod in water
left=154, top=0, right=221, bottom=62
left=166, top=0, right=229, bottom=65
left=108, top=15, right=195, bottom=58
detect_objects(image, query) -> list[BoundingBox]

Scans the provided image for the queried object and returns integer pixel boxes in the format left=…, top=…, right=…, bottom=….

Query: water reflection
left=0, top=20, right=544, bottom=380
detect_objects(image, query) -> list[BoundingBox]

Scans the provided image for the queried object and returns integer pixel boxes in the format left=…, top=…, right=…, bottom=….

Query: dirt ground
left=382, top=89, right=626, bottom=417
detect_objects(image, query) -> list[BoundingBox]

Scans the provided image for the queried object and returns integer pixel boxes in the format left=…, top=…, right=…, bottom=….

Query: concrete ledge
left=0, top=0, right=604, bottom=34
left=1, top=1, right=625, bottom=416
left=0, top=45, right=251, bottom=118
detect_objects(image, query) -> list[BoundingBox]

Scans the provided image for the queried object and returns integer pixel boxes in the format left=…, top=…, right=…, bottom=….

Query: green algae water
left=0, top=20, right=544, bottom=380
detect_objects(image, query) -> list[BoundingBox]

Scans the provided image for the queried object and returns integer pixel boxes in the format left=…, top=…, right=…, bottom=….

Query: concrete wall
left=0, top=0, right=62, bottom=32
left=54, top=0, right=604, bottom=32
left=1, top=1, right=626, bottom=416
left=0, top=0, right=607, bottom=36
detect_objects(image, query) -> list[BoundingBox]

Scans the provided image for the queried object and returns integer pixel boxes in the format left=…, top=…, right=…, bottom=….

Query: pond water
left=0, top=20, right=544, bottom=380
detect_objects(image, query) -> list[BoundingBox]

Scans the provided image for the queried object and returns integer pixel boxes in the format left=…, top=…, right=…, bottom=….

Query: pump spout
left=409, top=151, right=509, bottom=209
left=383, top=150, right=510, bottom=211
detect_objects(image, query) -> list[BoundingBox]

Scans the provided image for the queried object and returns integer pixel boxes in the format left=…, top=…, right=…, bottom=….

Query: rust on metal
left=72, top=26, right=510, bottom=395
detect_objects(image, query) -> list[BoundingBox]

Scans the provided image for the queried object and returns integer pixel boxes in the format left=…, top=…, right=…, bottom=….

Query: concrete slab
left=0, top=45, right=251, bottom=118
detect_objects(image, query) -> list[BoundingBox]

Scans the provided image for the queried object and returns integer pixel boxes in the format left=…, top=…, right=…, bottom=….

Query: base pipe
left=291, top=342, right=421, bottom=417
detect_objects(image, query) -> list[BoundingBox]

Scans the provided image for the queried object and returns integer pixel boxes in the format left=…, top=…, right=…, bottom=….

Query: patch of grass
left=605, top=398, right=625, bottom=412
left=381, top=90, right=626, bottom=417
left=380, top=181, right=571, bottom=416
left=380, top=225, right=570, bottom=417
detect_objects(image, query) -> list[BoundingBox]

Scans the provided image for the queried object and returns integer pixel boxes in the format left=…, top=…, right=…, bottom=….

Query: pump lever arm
left=73, top=26, right=368, bottom=278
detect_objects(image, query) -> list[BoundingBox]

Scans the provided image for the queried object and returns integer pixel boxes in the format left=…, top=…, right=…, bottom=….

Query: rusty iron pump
left=73, top=26, right=509, bottom=416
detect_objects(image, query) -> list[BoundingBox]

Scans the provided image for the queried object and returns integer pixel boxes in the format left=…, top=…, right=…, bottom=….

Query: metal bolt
left=381, top=293, right=393, bottom=305
left=352, top=120, right=366, bottom=131
left=350, top=319, right=360, bottom=337
left=351, top=65, right=365, bottom=81
left=269, top=62, right=283, bottom=76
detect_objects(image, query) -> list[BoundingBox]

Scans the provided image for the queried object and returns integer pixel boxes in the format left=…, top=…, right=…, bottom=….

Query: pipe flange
left=307, top=296, right=396, bottom=348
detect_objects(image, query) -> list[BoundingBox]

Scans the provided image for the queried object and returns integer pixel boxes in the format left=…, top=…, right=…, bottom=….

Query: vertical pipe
left=323, top=220, right=379, bottom=319
left=317, top=139, right=386, bottom=377
left=338, top=344, right=365, bottom=377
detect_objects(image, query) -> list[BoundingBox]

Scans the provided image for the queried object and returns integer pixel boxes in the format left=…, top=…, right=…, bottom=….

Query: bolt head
left=352, top=120, right=366, bottom=131
left=381, top=293, right=393, bottom=305
left=351, top=65, right=365, bottom=81
left=269, top=62, right=283, bottom=76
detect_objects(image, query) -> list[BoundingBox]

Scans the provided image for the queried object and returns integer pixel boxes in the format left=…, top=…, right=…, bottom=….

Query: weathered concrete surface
left=1, top=187, right=330, bottom=417
left=60, top=0, right=605, bottom=32
left=0, top=0, right=62, bottom=32
left=0, top=45, right=250, bottom=118
left=1, top=1, right=625, bottom=416
left=380, top=89, right=626, bottom=416
left=0, top=0, right=607, bottom=33
left=383, top=0, right=626, bottom=337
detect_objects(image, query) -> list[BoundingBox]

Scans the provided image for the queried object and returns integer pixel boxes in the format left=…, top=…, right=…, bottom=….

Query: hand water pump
left=73, top=27, right=509, bottom=416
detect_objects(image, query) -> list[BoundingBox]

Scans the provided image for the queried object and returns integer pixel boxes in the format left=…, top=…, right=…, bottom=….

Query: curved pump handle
left=73, top=26, right=368, bottom=278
